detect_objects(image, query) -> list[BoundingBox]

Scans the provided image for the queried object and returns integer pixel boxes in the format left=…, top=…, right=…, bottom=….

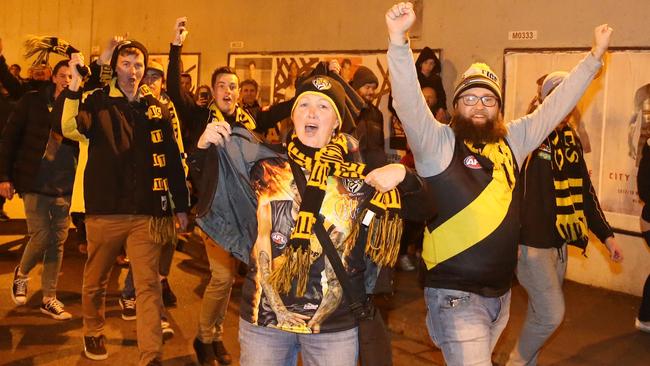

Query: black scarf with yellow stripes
left=208, top=100, right=256, bottom=130
left=269, top=133, right=402, bottom=296
left=548, top=125, right=589, bottom=246
left=139, top=84, right=176, bottom=244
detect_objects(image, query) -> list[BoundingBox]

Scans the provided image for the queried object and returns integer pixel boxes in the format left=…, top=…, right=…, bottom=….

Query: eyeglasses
left=457, top=94, right=498, bottom=107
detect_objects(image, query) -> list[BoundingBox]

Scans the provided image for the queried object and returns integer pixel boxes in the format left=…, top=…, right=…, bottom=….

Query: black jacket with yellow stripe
left=56, top=81, right=189, bottom=216
left=423, top=139, right=521, bottom=297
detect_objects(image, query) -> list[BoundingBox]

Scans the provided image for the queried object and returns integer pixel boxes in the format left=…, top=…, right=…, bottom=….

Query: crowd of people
left=0, top=2, right=648, bottom=366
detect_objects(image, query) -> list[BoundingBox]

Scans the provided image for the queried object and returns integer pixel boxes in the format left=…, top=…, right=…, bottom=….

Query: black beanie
left=292, top=75, right=346, bottom=129
left=350, top=66, right=379, bottom=90
left=109, top=40, right=149, bottom=73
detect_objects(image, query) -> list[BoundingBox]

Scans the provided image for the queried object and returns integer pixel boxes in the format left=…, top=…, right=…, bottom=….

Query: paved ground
left=1, top=220, right=649, bottom=365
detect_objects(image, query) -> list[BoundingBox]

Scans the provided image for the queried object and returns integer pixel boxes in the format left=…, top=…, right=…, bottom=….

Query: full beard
left=451, top=113, right=507, bottom=144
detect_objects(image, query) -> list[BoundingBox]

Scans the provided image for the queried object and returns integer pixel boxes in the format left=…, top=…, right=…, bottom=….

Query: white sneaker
left=11, top=266, right=28, bottom=305
left=161, top=318, right=175, bottom=341
left=41, top=298, right=72, bottom=320
left=635, top=317, right=650, bottom=333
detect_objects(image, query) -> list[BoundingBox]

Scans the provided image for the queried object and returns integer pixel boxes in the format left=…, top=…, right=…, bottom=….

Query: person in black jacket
left=62, top=41, right=189, bottom=365
left=507, top=72, right=623, bottom=366
left=350, top=66, right=387, bottom=170
left=1, top=59, right=76, bottom=321
left=636, top=139, right=650, bottom=333
left=415, top=46, right=446, bottom=113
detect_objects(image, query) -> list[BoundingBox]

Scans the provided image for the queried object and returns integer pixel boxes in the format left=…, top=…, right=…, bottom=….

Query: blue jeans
left=239, top=318, right=358, bottom=366
left=507, top=245, right=567, bottom=366
left=425, top=287, right=511, bottom=366
left=19, top=193, right=71, bottom=298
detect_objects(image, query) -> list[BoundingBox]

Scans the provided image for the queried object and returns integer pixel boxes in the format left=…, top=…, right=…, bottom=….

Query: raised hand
left=173, top=17, right=189, bottom=46
left=68, top=53, right=85, bottom=91
left=385, top=2, right=416, bottom=45
left=98, top=34, right=127, bottom=65
left=591, top=24, right=613, bottom=59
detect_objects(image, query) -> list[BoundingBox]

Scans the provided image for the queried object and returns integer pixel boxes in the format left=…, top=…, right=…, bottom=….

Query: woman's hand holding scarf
left=364, top=163, right=406, bottom=193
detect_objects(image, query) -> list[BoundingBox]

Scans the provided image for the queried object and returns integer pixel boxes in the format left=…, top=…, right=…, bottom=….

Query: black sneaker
left=40, top=298, right=72, bottom=320
left=161, top=318, right=175, bottom=341
left=161, top=278, right=177, bottom=307
left=11, top=266, right=28, bottom=306
left=213, top=340, right=232, bottom=365
left=193, top=338, right=218, bottom=366
left=83, top=335, right=108, bottom=360
left=119, top=296, right=136, bottom=320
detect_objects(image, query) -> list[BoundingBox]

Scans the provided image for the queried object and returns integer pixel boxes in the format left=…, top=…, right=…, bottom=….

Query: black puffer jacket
left=0, top=83, right=77, bottom=194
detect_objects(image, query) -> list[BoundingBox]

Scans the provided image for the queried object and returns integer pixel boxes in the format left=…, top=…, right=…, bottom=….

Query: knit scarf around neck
left=208, top=100, right=256, bottom=131
left=547, top=125, right=589, bottom=246
left=269, top=133, right=403, bottom=296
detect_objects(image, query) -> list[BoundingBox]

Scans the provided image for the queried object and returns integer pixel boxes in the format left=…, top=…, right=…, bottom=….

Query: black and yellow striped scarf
left=208, top=100, right=256, bottom=131
left=269, top=133, right=402, bottom=296
left=548, top=126, right=589, bottom=246
left=139, top=84, right=177, bottom=245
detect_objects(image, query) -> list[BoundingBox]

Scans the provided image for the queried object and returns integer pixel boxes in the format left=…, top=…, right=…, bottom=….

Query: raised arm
left=385, top=2, right=455, bottom=177
left=58, top=53, right=95, bottom=140
left=167, top=17, right=197, bottom=124
left=507, top=25, right=611, bottom=164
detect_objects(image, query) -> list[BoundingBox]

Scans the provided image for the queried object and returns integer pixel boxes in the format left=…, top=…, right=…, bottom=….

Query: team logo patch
left=271, top=232, right=288, bottom=247
left=342, top=178, right=363, bottom=193
left=312, top=77, right=331, bottom=91
left=463, top=155, right=482, bottom=169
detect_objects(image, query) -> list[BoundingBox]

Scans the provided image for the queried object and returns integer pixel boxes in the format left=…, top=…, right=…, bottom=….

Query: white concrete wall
left=1, top=0, right=649, bottom=296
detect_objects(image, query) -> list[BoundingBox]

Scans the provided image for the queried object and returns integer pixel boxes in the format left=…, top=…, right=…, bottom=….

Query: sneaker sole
left=11, top=292, right=26, bottom=306
left=121, top=314, right=136, bottom=321
left=84, top=348, right=108, bottom=361
left=40, top=308, right=72, bottom=320
left=162, top=329, right=175, bottom=342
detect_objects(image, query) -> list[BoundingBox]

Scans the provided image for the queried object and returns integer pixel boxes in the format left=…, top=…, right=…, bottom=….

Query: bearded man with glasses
left=385, top=2, right=612, bottom=365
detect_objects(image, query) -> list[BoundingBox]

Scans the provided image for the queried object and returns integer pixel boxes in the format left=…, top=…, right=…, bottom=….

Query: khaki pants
left=83, top=215, right=163, bottom=365
left=198, top=229, right=236, bottom=343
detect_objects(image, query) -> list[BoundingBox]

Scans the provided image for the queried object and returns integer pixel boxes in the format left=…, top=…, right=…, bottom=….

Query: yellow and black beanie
left=292, top=75, right=347, bottom=130
left=453, top=63, right=502, bottom=107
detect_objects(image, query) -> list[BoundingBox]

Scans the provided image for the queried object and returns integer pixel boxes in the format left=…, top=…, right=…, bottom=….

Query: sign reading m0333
left=508, top=31, right=538, bottom=41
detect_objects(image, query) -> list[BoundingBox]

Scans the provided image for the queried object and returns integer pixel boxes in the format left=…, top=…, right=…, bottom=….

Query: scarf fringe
left=356, top=209, right=403, bottom=267
left=149, top=216, right=177, bottom=246
left=269, top=245, right=311, bottom=297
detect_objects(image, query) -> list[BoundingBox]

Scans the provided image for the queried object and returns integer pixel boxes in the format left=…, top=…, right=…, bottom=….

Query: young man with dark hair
left=167, top=17, right=293, bottom=366
left=62, top=40, right=189, bottom=365
left=1, top=59, right=75, bottom=320
left=386, top=3, right=611, bottom=365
